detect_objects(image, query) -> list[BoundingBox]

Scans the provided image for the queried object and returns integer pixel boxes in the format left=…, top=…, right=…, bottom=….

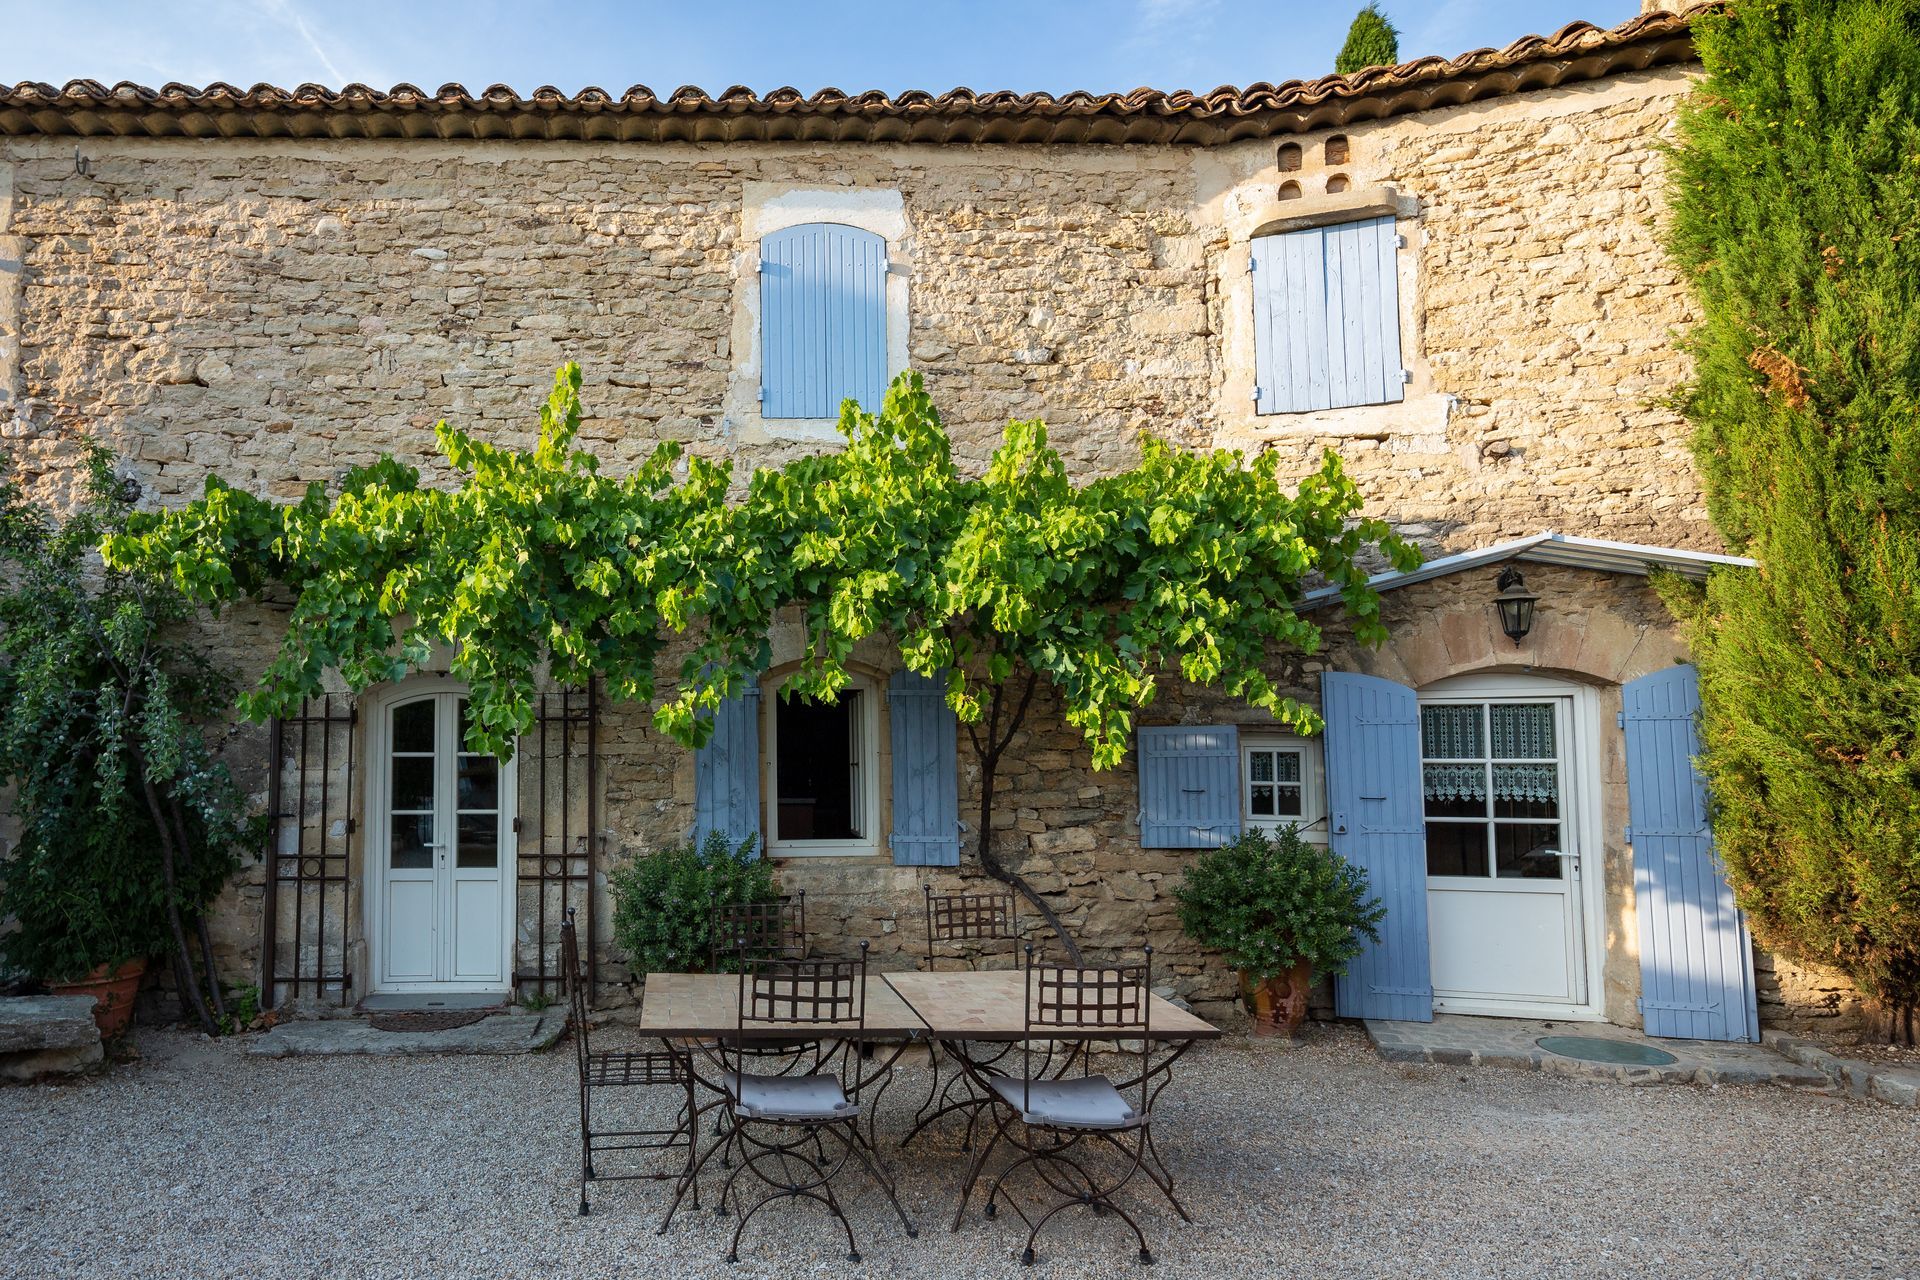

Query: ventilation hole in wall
left=1277, top=181, right=1302, bottom=201
left=1326, top=173, right=1350, bottom=194
left=1277, top=142, right=1302, bottom=172
left=1326, top=135, right=1350, bottom=165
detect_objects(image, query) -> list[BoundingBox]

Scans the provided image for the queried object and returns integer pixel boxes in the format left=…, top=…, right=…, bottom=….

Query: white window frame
left=1241, top=734, right=1327, bottom=843
left=762, top=674, right=882, bottom=859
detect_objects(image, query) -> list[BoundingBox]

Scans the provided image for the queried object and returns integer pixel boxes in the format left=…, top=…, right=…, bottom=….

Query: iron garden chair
left=706, top=943, right=918, bottom=1262
left=954, top=944, right=1178, bottom=1267
left=560, top=907, right=701, bottom=1217
left=901, top=884, right=1025, bottom=1151
left=707, top=890, right=808, bottom=971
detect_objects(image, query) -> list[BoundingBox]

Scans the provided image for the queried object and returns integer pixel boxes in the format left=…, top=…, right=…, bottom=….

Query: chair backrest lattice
left=710, top=892, right=807, bottom=970
left=923, top=884, right=1022, bottom=972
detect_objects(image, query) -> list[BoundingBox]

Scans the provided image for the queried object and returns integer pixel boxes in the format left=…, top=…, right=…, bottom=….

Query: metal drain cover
left=1536, top=1035, right=1678, bottom=1066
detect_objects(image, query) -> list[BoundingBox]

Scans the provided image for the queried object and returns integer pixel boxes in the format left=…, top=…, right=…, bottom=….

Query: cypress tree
left=1335, top=4, right=1400, bottom=75
left=1663, top=0, right=1920, bottom=1041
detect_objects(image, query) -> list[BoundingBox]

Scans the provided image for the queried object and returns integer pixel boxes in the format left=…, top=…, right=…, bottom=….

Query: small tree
left=1662, top=0, right=1920, bottom=1040
left=0, top=453, right=258, bottom=1032
left=109, top=368, right=1416, bottom=961
left=1336, top=3, right=1400, bottom=75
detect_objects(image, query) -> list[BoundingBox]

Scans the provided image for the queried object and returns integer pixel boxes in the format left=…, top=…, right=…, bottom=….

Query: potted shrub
left=1174, top=825, right=1385, bottom=1036
left=609, top=832, right=778, bottom=976
left=0, top=454, right=258, bottom=1036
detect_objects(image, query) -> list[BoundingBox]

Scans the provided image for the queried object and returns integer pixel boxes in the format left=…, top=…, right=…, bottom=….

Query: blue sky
left=4, top=1, right=1642, bottom=96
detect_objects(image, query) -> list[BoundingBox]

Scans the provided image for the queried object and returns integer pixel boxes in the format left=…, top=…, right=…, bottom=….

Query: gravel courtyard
left=4, top=1023, right=1917, bottom=1280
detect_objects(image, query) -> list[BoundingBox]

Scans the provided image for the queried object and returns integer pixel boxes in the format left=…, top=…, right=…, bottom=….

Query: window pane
left=776, top=693, right=860, bottom=841
left=392, top=700, right=434, bottom=753
left=1490, top=703, right=1555, bottom=759
left=457, top=755, right=498, bottom=812
left=391, top=755, right=434, bottom=812
left=1249, top=750, right=1274, bottom=783
left=1273, top=750, right=1301, bottom=783
left=1423, top=762, right=1487, bottom=818
left=1250, top=784, right=1275, bottom=816
left=1274, top=784, right=1302, bottom=817
left=390, top=813, right=433, bottom=870
left=1421, top=705, right=1482, bottom=759
left=1493, top=763, right=1559, bottom=819
left=457, top=812, right=498, bottom=868
left=1496, top=823, right=1564, bottom=879
left=1425, top=823, right=1489, bottom=877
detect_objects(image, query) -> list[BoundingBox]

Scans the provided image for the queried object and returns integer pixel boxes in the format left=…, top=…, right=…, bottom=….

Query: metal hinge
left=1248, top=256, right=1257, bottom=273
left=753, top=260, right=763, bottom=273
left=1395, top=233, right=1407, bottom=249
left=1617, top=711, right=1627, bottom=729
left=1401, top=368, right=1413, bottom=384
left=756, top=387, right=765, bottom=403
left=1370, top=985, right=1432, bottom=998
left=1251, top=385, right=1262, bottom=401
left=512, top=816, right=522, bottom=834
left=1623, top=825, right=1632, bottom=844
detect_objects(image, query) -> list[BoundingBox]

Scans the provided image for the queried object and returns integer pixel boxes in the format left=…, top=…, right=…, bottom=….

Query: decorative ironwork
left=517, top=682, right=601, bottom=1002
left=262, top=697, right=356, bottom=1009
left=709, top=893, right=807, bottom=970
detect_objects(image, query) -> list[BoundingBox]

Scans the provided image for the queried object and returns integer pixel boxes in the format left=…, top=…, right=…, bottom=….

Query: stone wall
left=4, top=61, right=1850, bottom=1029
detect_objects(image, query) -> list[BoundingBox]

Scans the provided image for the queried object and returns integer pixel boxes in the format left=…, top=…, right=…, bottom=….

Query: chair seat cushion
left=988, top=1074, right=1144, bottom=1130
left=727, top=1071, right=860, bottom=1123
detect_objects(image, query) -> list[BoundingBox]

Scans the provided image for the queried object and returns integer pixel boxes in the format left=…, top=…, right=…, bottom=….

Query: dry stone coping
left=1365, top=1012, right=1834, bottom=1092
left=0, top=995, right=105, bottom=1081
left=246, top=1010, right=567, bottom=1058
left=1764, top=1029, right=1920, bottom=1109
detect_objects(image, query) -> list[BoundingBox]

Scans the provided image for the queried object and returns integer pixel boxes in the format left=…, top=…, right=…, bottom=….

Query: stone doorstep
left=0, top=995, right=105, bottom=1081
left=245, top=1010, right=568, bottom=1058
left=1363, top=1013, right=1834, bottom=1092
left=1763, top=1030, right=1920, bottom=1109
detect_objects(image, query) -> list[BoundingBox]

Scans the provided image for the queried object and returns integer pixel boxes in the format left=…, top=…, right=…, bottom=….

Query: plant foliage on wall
left=107, top=366, right=1418, bottom=958
left=0, top=453, right=259, bottom=1032
left=1662, top=0, right=1920, bottom=1040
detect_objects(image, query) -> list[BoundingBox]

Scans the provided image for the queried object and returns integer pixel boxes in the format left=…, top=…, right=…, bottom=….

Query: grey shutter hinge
left=1401, top=368, right=1414, bottom=384
left=1617, top=711, right=1627, bottom=729
left=1623, top=825, right=1633, bottom=844
left=753, top=259, right=763, bottom=273
left=1248, top=257, right=1257, bottom=273
left=1395, top=233, right=1407, bottom=249
left=756, top=387, right=766, bottom=403
left=1251, top=385, right=1262, bottom=401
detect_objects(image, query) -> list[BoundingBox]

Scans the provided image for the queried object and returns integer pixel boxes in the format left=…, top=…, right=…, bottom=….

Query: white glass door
left=376, top=692, right=514, bottom=992
left=1420, top=696, right=1588, bottom=1012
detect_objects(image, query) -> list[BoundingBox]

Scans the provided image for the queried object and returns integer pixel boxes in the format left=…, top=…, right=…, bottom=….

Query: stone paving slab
left=0, top=995, right=104, bottom=1081
left=1365, top=1013, right=1832, bottom=1091
left=246, top=1011, right=567, bottom=1058
left=1764, top=1029, right=1920, bottom=1108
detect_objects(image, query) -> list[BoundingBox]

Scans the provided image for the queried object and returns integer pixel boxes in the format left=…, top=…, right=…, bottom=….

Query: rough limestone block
left=0, top=995, right=105, bottom=1080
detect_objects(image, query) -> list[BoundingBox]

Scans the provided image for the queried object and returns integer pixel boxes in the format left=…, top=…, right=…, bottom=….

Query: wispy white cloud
left=1118, top=0, right=1223, bottom=86
left=260, top=0, right=350, bottom=84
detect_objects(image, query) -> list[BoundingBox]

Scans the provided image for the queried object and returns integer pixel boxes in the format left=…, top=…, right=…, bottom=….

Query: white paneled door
left=1418, top=679, right=1602, bottom=1019
left=372, top=687, right=515, bottom=994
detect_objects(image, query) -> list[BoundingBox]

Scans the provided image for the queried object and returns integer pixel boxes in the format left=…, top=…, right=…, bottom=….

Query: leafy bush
left=1661, top=0, right=1920, bottom=1036
left=0, top=453, right=257, bottom=1030
left=1336, top=3, right=1400, bottom=75
left=1173, top=826, right=1384, bottom=982
left=608, top=832, right=776, bottom=975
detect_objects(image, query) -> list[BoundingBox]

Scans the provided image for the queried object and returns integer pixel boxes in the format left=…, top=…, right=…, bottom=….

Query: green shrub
left=1662, top=0, right=1920, bottom=1034
left=1173, top=826, right=1384, bottom=982
left=1336, top=3, right=1400, bottom=75
left=608, top=832, right=776, bottom=974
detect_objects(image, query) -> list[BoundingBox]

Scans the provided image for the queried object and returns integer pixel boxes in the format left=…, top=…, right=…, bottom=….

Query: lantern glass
left=1494, top=566, right=1539, bottom=645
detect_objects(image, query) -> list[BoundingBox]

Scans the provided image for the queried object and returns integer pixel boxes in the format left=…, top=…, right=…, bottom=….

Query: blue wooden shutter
left=693, top=686, right=762, bottom=855
left=1137, top=726, right=1241, bottom=849
left=1622, top=666, right=1759, bottom=1043
left=1322, top=672, right=1432, bottom=1022
left=1251, top=215, right=1404, bottom=415
left=888, top=669, right=961, bottom=866
left=760, top=222, right=888, bottom=419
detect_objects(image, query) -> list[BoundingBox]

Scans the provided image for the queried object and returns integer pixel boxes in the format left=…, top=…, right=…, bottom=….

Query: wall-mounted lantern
left=1493, top=564, right=1538, bottom=645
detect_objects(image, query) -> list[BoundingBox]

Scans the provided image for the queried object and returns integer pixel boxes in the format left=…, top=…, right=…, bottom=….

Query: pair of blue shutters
left=760, top=222, right=888, bottom=420
left=692, top=669, right=961, bottom=866
left=1321, top=669, right=1758, bottom=1041
left=1251, top=216, right=1405, bottom=415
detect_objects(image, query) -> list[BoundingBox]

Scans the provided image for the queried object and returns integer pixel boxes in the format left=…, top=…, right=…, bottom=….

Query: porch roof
left=1298, top=531, right=1755, bottom=611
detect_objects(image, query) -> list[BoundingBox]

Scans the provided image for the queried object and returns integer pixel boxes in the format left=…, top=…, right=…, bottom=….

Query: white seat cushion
left=727, top=1071, right=860, bottom=1123
left=988, top=1074, right=1144, bottom=1130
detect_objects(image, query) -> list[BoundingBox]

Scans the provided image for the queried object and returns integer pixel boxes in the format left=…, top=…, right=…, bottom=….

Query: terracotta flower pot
left=50, top=957, right=148, bottom=1039
left=1239, top=960, right=1313, bottom=1037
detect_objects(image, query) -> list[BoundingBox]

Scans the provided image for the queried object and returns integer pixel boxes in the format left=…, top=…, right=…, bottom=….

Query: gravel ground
left=4, top=1023, right=1917, bottom=1280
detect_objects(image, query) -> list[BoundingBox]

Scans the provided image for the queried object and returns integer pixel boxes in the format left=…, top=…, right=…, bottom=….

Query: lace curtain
left=1423, top=762, right=1558, bottom=804
left=1490, top=704, right=1554, bottom=759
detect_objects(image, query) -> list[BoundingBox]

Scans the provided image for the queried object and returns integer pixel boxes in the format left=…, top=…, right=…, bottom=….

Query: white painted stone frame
left=726, top=184, right=912, bottom=444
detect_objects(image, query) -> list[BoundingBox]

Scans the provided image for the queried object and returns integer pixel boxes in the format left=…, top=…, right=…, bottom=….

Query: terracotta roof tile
left=0, top=11, right=1700, bottom=147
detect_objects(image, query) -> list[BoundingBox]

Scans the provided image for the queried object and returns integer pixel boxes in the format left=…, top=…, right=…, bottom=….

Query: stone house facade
left=0, top=8, right=1860, bottom=1035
